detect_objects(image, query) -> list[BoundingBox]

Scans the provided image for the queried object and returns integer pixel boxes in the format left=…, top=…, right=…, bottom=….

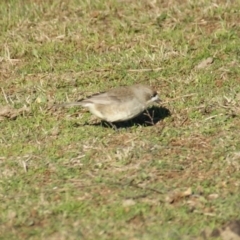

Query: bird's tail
left=56, top=102, right=85, bottom=108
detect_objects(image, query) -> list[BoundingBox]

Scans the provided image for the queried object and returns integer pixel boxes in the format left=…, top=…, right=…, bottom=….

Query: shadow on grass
left=78, top=106, right=171, bottom=129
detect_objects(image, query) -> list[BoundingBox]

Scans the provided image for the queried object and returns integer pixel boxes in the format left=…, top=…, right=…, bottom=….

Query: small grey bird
left=60, top=84, right=160, bottom=123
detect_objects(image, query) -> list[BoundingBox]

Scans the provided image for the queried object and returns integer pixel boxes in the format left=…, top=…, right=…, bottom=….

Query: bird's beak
left=154, top=95, right=161, bottom=104
left=149, top=94, right=161, bottom=104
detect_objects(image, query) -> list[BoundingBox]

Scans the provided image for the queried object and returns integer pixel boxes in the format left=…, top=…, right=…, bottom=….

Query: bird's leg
left=144, top=109, right=155, bottom=125
left=109, top=122, right=118, bottom=131
left=102, top=121, right=118, bottom=130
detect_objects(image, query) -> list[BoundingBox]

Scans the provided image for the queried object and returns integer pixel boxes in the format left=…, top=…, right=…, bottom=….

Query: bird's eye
left=152, top=92, right=157, bottom=98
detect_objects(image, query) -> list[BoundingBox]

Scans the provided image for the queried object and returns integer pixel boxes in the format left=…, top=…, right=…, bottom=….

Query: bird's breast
left=92, top=101, right=146, bottom=122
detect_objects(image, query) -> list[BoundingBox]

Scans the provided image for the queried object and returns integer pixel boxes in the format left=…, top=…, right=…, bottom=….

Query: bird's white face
left=135, top=85, right=160, bottom=106
left=150, top=94, right=160, bottom=103
left=146, top=92, right=160, bottom=105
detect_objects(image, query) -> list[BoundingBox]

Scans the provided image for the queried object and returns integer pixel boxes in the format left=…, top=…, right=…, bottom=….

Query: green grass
left=1, top=0, right=240, bottom=239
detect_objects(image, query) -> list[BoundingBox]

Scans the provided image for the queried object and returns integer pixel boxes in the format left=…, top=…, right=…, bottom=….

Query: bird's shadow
left=81, top=106, right=171, bottom=129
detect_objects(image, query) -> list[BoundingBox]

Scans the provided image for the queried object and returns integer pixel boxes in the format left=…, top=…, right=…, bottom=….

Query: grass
left=1, top=0, right=240, bottom=239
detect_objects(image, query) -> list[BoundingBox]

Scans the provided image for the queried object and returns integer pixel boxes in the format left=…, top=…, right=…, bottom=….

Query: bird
left=59, top=84, right=160, bottom=125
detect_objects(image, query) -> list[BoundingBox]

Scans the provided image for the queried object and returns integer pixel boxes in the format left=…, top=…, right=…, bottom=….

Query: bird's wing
left=81, top=92, right=121, bottom=105
left=58, top=91, right=126, bottom=108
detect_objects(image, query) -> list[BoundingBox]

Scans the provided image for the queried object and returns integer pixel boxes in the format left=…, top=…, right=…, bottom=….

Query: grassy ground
left=1, top=0, right=240, bottom=239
